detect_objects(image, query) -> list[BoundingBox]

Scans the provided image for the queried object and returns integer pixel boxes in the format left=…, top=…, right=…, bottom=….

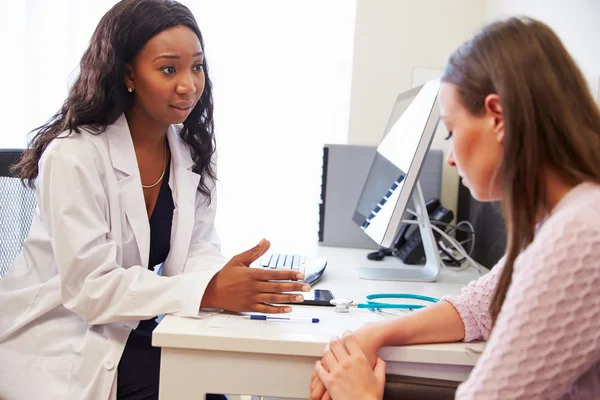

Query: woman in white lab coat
left=0, top=1, right=310, bottom=399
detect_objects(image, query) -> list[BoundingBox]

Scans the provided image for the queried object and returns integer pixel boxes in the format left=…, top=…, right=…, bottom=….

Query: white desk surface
left=153, top=246, right=485, bottom=398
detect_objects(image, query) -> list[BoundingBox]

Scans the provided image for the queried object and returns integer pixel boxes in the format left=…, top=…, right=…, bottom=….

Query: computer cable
left=366, top=219, right=476, bottom=267
left=401, top=219, right=483, bottom=273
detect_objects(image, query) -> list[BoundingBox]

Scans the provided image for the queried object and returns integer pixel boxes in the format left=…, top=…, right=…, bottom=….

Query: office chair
left=0, top=150, right=36, bottom=278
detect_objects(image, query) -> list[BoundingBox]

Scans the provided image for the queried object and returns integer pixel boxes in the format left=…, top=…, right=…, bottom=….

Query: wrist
left=200, top=273, right=220, bottom=309
left=362, top=322, right=391, bottom=349
left=376, top=317, right=411, bottom=347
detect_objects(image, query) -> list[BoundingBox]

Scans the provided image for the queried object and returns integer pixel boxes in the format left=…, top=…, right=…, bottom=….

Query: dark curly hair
left=12, top=0, right=217, bottom=202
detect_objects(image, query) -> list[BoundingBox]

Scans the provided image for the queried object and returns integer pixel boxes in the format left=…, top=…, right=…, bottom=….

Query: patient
left=309, top=17, right=600, bottom=400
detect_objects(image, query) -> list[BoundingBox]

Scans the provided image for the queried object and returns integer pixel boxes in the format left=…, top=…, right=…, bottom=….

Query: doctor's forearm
left=370, top=301, right=465, bottom=348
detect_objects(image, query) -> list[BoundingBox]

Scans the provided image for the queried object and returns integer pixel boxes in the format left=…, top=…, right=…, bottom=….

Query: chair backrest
left=0, top=150, right=36, bottom=278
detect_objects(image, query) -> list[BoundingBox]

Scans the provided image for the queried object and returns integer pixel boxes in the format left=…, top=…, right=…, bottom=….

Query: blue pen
left=243, top=315, right=320, bottom=323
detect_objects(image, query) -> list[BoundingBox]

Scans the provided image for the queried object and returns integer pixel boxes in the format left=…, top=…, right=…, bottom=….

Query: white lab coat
left=0, top=114, right=227, bottom=399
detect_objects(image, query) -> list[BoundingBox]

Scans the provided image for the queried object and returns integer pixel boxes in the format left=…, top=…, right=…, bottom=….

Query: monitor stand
left=357, top=183, right=442, bottom=282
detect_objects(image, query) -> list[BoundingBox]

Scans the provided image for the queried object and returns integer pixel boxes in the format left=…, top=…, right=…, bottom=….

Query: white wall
left=0, top=0, right=26, bottom=148
left=348, top=0, right=487, bottom=213
left=486, top=0, right=600, bottom=88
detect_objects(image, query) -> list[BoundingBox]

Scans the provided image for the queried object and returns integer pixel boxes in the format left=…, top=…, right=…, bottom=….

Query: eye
left=161, top=66, right=176, bottom=75
left=194, top=63, right=204, bottom=72
left=444, top=131, right=453, bottom=140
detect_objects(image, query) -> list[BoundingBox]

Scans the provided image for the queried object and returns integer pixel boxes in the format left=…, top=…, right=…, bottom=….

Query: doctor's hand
left=200, top=239, right=310, bottom=313
left=314, top=334, right=386, bottom=400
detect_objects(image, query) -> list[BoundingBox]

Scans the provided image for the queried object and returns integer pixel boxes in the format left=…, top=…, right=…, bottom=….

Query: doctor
left=0, top=1, right=310, bottom=399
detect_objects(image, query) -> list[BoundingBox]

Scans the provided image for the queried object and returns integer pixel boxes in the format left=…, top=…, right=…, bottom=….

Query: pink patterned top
left=442, top=182, right=600, bottom=399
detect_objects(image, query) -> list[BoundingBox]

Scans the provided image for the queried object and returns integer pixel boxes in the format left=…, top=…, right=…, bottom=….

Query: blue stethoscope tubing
left=357, top=293, right=439, bottom=310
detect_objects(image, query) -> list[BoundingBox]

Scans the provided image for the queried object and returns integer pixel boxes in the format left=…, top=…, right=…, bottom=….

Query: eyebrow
left=153, top=51, right=203, bottom=62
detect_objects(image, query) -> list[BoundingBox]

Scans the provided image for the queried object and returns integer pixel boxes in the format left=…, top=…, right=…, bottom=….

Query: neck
left=125, top=106, right=169, bottom=151
left=543, top=167, right=577, bottom=216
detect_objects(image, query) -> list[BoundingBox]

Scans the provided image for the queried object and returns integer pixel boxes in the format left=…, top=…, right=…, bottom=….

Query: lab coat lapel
left=163, top=125, right=200, bottom=276
left=106, top=115, right=150, bottom=269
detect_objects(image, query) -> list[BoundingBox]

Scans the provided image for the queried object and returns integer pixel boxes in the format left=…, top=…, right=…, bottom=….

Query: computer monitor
left=352, top=78, right=443, bottom=281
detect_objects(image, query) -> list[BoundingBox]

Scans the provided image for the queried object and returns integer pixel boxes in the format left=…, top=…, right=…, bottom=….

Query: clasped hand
left=310, top=328, right=386, bottom=400
left=200, top=239, right=311, bottom=313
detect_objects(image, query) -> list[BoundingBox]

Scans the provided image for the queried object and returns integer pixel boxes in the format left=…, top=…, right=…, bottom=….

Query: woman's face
left=126, top=25, right=205, bottom=126
left=438, top=82, right=504, bottom=202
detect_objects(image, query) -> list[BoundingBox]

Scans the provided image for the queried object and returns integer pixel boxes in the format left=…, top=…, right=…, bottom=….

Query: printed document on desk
left=208, top=308, right=386, bottom=337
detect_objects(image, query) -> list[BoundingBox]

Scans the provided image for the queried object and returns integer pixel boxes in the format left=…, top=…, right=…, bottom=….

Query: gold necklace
left=141, top=140, right=167, bottom=189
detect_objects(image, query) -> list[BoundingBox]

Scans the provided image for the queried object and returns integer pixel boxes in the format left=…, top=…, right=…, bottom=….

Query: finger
left=329, top=337, right=350, bottom=363
left=321, top=354, right=329, bottom=371
left=314, top=360, right=330, bottom=385
left=322, top=346, right=338, bottom=369
left=309, top=375, right=327, bottom=400
left=373, top=357, right=387, bottom=385
left=230, top=239, right=271, bottom=265
left=252, top=303, right=292, bottom=314
left=255, top=293, right=305, bottom=304
left=309, top=377, right=327, bottom=400
left=310, top=378, right=327, bottom=400
left=340, top=332, right=363, bottom=356
left=310, top=369, right=318, bottom=391
left=322, top=392, right=331, bottom=400
left=309, top=366, right=326, bottom=400
left=254, top=268, right=306, bottom=282
left=256, top=280, right=311, bottom=293
left=310, top=364, right=322, bottom=391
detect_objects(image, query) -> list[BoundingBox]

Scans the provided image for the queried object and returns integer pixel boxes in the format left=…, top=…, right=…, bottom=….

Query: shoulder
left=40, top=126, right=110, bottom=173
left=537, top=182, right=600, bottom=241
left=515, top=183, right=600, bottom=279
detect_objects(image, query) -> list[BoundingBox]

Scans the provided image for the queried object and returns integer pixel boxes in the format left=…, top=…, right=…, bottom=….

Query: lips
left=170, top=103, right=194, bottom=110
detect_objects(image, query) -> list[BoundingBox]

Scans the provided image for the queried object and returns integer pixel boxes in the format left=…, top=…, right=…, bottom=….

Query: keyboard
left=258, top=253, right=327, bottom=286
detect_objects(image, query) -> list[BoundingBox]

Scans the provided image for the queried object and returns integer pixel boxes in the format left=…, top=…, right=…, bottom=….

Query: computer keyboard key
left=276, top=255, right=286, bottom=268
left=257, top=254, right=327, bottom=285
left=260, top=254, right=273, bottom=268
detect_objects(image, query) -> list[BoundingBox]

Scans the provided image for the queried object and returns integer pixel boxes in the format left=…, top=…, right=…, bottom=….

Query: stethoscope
left=330, top=294, right=439, bottom=313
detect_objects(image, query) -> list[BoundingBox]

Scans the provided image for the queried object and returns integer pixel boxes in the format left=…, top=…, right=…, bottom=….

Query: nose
left=446, top=149, right=456, bottom=167
left=176, top=72, right=197, bottom=94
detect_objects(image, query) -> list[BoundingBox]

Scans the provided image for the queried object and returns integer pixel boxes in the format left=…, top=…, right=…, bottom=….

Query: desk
left=153, top=246, right=485, bottom=399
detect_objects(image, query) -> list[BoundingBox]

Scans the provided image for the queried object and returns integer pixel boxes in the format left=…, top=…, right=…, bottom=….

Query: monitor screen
left=352, top=79, right=441, bottom=247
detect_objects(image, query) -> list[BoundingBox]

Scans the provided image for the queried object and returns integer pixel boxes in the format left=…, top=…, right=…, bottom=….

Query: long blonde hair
left=441, top=17, right=600, bottom=324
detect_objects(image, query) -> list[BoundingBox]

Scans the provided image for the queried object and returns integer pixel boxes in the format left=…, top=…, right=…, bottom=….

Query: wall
left=348, top=0, right=487, bottom=213
left=486, top=0, right=600, bottom=88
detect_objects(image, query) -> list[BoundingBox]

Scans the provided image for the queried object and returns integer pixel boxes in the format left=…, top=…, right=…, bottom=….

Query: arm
left=38, top=140, right=215, bottom=325
left=310, top=261, right=503, bottom=400
left=311, top=302, right=466, bottom=399
left=181, top=152, right=228, bottom=274
left=366, top=301, right=466, bottom=349
left=357, top=258, right=505, bottom=359
left=456, top=216, right=600, bottom=399
left=183, top=193, right=227, bottom=272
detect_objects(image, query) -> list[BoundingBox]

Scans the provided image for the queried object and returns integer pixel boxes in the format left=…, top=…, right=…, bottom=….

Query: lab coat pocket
left=0, top=347, right=74, bottom=400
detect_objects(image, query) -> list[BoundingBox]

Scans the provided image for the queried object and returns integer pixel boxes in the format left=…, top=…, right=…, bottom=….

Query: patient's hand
left=314, top=334, right=386, bottom=400
left=309, top=363, right=331, bottom=400
left=310, top=326, right=384, bottom=399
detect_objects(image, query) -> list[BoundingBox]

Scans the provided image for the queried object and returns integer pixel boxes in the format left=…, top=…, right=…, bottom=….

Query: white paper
left=207, top=309, right=383, bottom=338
